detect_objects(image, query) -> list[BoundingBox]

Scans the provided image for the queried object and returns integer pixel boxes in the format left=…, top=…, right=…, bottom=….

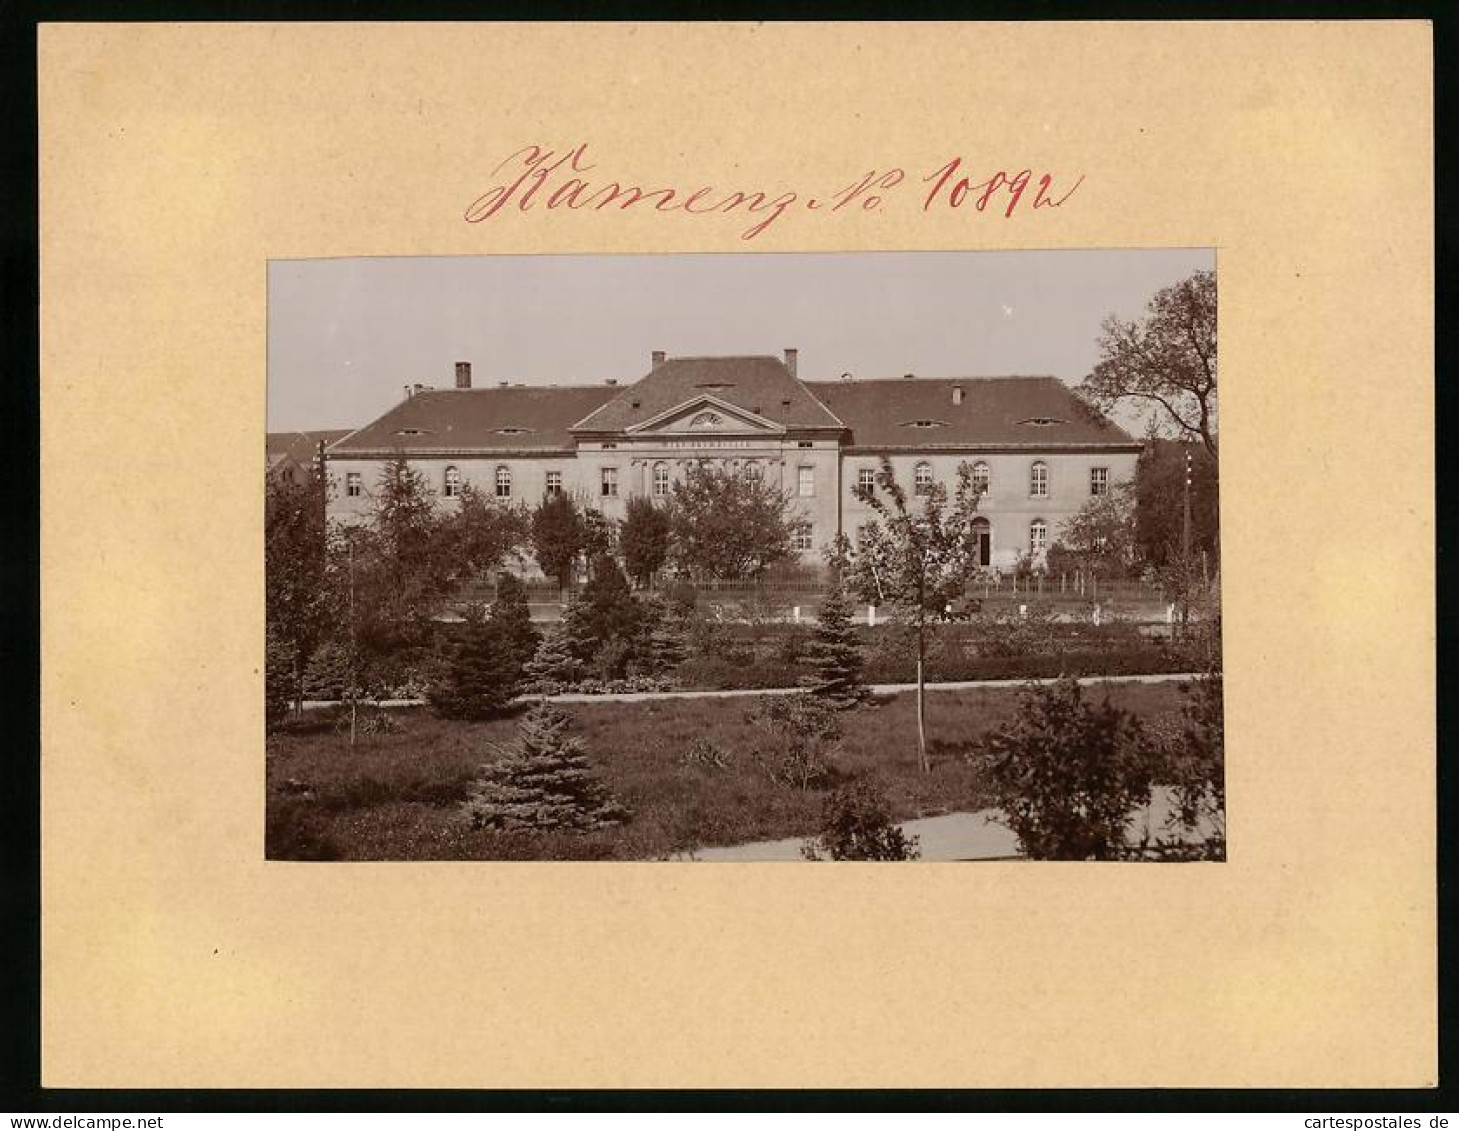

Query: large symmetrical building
left=323, top=350, right=1140, bottom=573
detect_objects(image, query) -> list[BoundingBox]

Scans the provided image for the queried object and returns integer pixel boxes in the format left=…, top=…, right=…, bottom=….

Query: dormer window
left=1018, top=416, right=1066, bottom=427
left=495, top=426, right=535, bottom=436
left=394, top=428, right=431, bottom=436
left=900, top=419, right=950, bottom=429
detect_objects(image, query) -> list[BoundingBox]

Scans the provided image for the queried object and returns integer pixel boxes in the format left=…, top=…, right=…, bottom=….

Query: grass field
left=266, top=680, right=1194, bottom=861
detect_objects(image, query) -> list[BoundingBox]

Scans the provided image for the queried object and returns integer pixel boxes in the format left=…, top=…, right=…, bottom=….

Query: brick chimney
left=783, top=348, right=798, bottom=378
left=455, top=361, right=472, bottom=389
left=651, top=350, right=666, bottom=370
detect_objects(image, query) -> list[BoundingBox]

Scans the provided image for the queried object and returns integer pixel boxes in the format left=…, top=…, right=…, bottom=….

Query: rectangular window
left=793, top=523, right=813, bottom=552
left=601, top=467, right=618, bottom=498
left=858, top=467, right=875, bottom=492
left=346, top=472, right=362, bottom=498
left=797, top=440, right=814, bottom=449
left=797, top=466, right=815, bottom=497
left=1030, top=462, right=1049, bottom=498
left=545, top=471, right=563, bottom=497
left=1090, top=467, right=1109, bottom=496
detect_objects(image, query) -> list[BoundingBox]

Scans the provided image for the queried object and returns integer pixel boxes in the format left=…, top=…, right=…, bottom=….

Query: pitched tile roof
left=570, top=355, right=844, bottom=433
left=266, top=429, right=354, bottom=468
left=804, top=376, right=1139, bottom=449
left=329, top=385, right=620, bottom=455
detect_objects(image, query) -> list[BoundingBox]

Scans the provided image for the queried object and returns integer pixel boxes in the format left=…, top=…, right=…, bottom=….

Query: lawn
left=266, top=680, right=1194, bottom=861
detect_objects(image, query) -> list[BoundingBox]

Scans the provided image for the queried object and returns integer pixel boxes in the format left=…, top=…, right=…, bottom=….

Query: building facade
left=324, top=351, right=1141, bottom=574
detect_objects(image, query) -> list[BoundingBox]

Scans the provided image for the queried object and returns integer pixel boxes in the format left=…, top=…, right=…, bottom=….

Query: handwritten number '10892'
left=461, top=144, right=1084, bottom=241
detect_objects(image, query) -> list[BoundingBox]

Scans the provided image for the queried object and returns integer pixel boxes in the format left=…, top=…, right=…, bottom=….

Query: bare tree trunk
left=916, top=614, right=929, bottom=774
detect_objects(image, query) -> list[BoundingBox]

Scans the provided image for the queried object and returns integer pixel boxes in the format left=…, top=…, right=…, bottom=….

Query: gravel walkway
left=301, top=671, right=1205, bottom=710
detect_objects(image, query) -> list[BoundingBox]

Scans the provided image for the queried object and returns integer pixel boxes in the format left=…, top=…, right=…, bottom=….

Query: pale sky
left=267, top=249, right=1214, bottom=433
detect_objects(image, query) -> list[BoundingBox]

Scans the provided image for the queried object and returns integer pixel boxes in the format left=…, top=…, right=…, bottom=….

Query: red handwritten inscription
left=922, top=157, right=1085, bottom=217
left=463, top=145, right=1084, bottom=240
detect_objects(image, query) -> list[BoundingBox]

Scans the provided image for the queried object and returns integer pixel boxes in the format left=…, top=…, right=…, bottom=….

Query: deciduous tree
left=531, top=493, right=586, bottom=590
left=844, top=457, right=985, bottom=772
left=620, top=495, right=672, bottom=588
left=437, top=484, right=530, bottom=592
left=1080, top=270, right=1218, bottom=459
left=668, top=462, right=796, bottom=580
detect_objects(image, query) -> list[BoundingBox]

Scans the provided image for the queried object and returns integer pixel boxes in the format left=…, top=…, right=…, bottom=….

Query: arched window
left=495, top=466, right=512, bottom=498
left=652, top=462, right=670, bottom=497
left=914, top=461, right=934, bottom=496
left=971, top=517, right=992, bottom=567
left=1029, top=461, right=1048, bottom=498
left=971, top=461, right=990, bottom=494
left=1029, top=519, right=1048, bottom=556
left=443, top=465, right=461, bottom=498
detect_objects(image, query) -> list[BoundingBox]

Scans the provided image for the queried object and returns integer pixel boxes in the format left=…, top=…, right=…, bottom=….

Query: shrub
left=972, top=605, right=1061, bottom=658
left=302, top=638, right=352, bottom=700
left=676, top=656, right=802, bottom=692
left=1149, top=673, right=1225, bottom=860
left=747, top=694, right=842, bottom=791
left=594, top=637, right=634, bottom=682
left=346, top=708, right=405, bottom=736
left=460, top=700, right=629, bottom=833
left=678, top=736, right=733, bottom=771
left=265, top=798, right=342, bottom=861
left=801, top=781, right=921, bottom=861
left=663, top=579, right=698, bottom=617
left=266, top=631, right=298, bottom=727
left=979, top=677, right=1153, bottom=860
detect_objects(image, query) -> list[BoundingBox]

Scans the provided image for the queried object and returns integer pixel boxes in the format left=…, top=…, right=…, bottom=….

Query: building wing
left=804, top=376, right=1139, bottom=450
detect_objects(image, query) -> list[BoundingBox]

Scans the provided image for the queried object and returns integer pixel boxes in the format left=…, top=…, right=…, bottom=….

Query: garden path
left=301, top=671, right=1207, bottom=710
left=676, top=789, right=1217, bottom=862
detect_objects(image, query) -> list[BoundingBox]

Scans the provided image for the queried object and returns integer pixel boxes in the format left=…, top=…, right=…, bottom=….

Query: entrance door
left=971, top=518, right=991, bottom=567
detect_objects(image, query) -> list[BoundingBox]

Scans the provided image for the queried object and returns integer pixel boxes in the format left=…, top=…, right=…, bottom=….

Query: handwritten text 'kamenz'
left=464, top=145, right=1085, bottom=241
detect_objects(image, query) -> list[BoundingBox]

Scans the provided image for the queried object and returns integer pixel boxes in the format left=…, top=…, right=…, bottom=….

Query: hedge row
left=673, top=647, right=1197, bottom=692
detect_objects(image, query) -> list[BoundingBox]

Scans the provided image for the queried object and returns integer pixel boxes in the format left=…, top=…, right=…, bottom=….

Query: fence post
left=868, top=604, right=877, bottom=627
left=792, top=605, right=801, bottom=624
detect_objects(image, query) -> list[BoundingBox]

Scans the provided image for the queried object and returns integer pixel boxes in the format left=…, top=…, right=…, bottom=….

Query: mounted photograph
left=265, top=250, right=1222, bottom=862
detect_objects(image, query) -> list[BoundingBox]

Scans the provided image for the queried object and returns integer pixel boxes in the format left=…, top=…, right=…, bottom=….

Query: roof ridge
left=803, top=374, right=1063, bottom=385
left=667, top=353, right=781, bottom=361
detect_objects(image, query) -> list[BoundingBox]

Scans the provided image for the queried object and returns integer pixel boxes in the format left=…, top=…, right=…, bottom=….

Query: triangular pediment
left=625, top=394, right=786, bottom=436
